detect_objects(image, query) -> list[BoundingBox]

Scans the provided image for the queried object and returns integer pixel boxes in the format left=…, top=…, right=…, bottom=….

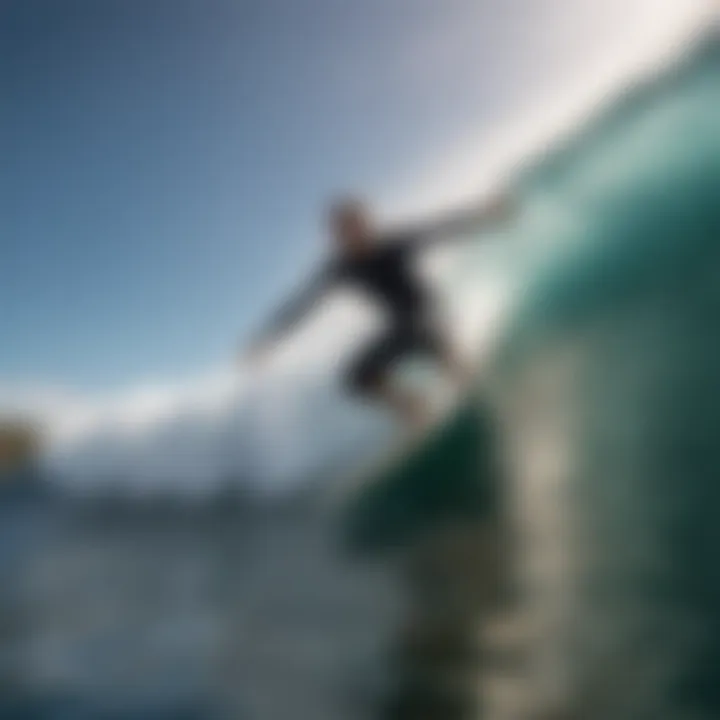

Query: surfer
left=243, top=193, right=511, bottom=431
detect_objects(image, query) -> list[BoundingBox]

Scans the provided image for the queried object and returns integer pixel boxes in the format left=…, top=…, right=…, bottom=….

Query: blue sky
left=1, top=0, right=502, bottom=388
left=1, top=0, right=705, bottom=392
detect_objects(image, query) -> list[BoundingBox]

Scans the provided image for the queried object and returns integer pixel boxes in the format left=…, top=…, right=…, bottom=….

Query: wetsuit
left=254, top=207, right=497, bottom=393
left=334, top=233, right=447, bottom=392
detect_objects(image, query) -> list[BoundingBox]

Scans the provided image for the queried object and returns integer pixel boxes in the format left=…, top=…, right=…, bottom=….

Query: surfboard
left=336, top=388, right=501, bottom=557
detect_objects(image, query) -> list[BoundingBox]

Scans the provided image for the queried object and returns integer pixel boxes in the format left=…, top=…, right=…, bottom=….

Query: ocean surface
left=0, top=489, right=402, bottom=719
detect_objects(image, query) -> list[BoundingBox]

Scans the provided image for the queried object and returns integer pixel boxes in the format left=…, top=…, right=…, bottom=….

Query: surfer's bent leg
left=344, top=323, right=443, bottom=430
left=439, top=342, right=471, bottom=387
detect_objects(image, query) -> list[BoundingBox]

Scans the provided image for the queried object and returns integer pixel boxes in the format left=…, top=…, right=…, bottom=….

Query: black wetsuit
left=259, top=231, right=446, bottom=392
left=333, top=234, right=446, bottom=391
left=256, top=205, right=497, bottom=393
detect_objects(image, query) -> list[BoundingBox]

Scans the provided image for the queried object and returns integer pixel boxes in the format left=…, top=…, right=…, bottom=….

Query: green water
left=498, top=32, right=720, bottom=719
left=341, top=400, right=499, bottom=556
left=344, top=29, right=720, bottom=719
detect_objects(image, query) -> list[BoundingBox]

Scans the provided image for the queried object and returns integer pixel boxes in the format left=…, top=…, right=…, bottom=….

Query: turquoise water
left=505, top=31, right=720, bottom=355
left=489, top=30, right=720, bottom=719
left=345, top=29, right=720, bottom=719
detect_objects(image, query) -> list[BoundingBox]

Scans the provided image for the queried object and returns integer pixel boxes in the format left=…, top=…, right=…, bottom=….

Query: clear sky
left=1, top=0, right=707, bottom=391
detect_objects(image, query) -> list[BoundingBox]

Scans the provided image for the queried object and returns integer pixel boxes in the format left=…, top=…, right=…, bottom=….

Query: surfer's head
left=329, top=196, right=373, bottom=255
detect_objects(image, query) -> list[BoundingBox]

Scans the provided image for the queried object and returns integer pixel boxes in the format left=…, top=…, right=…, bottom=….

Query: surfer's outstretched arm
left=244, top=267, right=333, bottom=358
left=399, top=189, right=514, bottom=246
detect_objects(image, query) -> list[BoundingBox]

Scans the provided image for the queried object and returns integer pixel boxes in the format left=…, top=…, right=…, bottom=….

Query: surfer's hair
left=328, top=195, right=367, bottom=220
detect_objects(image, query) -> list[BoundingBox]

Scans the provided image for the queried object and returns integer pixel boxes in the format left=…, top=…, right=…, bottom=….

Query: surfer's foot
left=443, top=348, right=472, bottom=389
left=373, top=382, right=433, bottom=436
left=396, top=393, right=434, bottom=436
